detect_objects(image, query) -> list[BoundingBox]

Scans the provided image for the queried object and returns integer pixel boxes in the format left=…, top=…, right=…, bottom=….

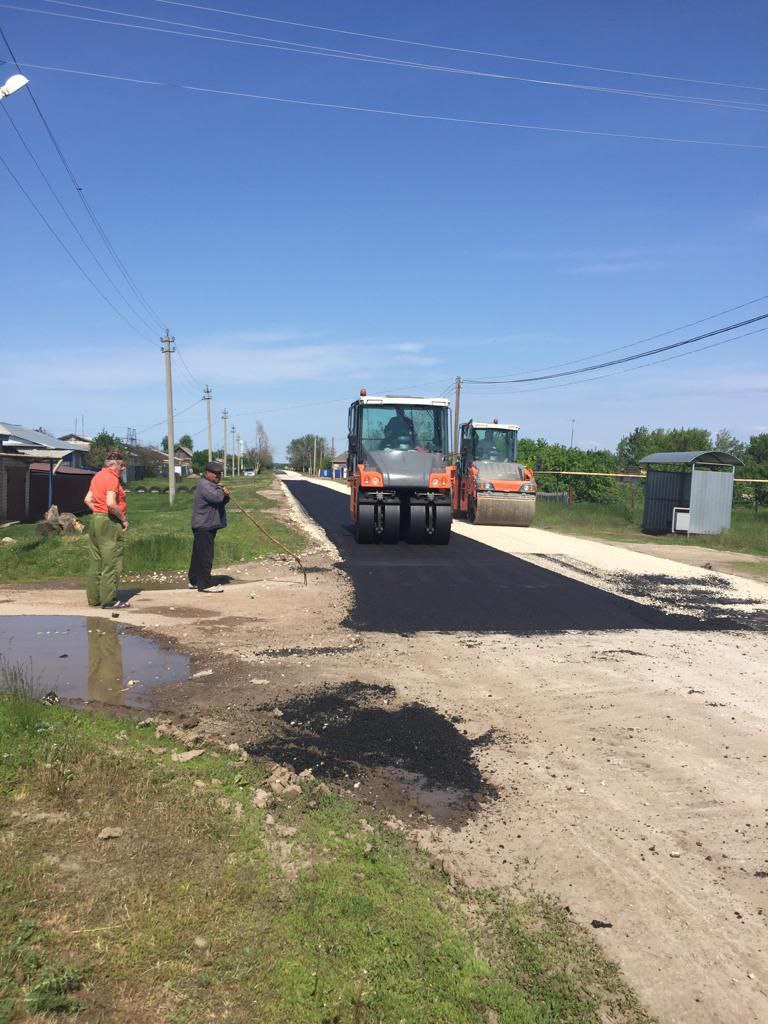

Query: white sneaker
left=187, top=583, right=196, bottom=590
left=199, top=585, right=224, bottom=593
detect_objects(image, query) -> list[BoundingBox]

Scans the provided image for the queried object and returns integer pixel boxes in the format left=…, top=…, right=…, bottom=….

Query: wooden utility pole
left=162, top=330, right=176, bottom=505
left=222, top=408, right=229, bottom=474
left=203, top=385, right=213, bottom=463
left=231, top=425, right=236, bottom=476
left=452, top=375, right=462, bottom=458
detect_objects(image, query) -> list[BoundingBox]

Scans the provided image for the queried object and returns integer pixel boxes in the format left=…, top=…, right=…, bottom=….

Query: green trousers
left=86, top=515, right=125, bottom=607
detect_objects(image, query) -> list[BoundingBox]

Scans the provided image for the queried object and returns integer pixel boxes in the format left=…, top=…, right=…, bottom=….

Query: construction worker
left=188, top=462, right=230, bottom=593
left=84, top=451, right=130, bottom=609
left=383, top=409, right=415, bottom=448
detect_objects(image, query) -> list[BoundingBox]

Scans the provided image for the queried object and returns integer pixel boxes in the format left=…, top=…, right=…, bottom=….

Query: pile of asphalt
left=246, top=681, right=495, bottom=799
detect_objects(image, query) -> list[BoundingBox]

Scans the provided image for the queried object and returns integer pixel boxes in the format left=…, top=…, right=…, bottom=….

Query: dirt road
left=2, top=475, right=767, bottom=1024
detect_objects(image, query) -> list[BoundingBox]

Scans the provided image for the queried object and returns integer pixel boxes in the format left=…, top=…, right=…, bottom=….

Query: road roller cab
left=453, top=420, right=537, bottom=526
left=347, top=391, right=453, bottom=544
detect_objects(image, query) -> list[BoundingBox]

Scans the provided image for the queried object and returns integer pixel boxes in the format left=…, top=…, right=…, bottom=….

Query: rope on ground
left=229, top=497, right=308, bottom=585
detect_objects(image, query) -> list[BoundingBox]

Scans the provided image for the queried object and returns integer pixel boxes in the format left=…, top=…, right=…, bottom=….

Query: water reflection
left=0, top=615, right=189, bottom=707
left=86, top=618, right=124, bottom=705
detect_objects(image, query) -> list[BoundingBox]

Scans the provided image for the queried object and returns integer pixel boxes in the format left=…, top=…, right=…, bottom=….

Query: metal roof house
left=0, top=422, right=91, bottom=523
left=639, top=450, right=744, bottom=536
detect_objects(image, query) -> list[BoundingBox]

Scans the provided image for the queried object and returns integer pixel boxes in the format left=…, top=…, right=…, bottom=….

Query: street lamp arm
left=0, top=74, right=29, bottom=99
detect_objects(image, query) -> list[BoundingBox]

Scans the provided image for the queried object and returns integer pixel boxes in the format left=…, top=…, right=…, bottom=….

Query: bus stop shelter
left=639, top=451, right=744, bottom=535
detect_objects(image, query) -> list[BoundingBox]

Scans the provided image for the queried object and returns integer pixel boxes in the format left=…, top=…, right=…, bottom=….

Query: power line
left=0, top=19, right=167, bottom=332
left=135, top=397, right=203, bottom=434
left=1, top=103, right=160, bottom=336
left=27, top=1, right=768, bottom=114
left=153, top=0, right=768, bottom=95
left=0, top=149, right=157, bottom=341
left=463, top=313, right=768, bottom=385
left=471, top=293, right=768, bottom=379
left=462, top=325, right=768, bottom=398
left=12, top=60, right=768, bottom=151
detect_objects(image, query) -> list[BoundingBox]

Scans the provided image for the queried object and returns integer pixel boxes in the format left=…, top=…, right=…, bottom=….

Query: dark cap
left=205, top=461, right=223, bottom=474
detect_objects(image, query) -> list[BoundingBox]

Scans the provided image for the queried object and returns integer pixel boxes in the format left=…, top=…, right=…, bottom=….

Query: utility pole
left=569, top=419, right=576, bottom=448
left=222, top=408, right=229, bottom=475
left=312, top=436, right=317, bottom=476
left=452, top=375, right=462, bottom=458
left=203, top=385, right=213, bottom=463
left=161, top=329, right=176, bottom=505
left=231, top=425, right=237, bottom=477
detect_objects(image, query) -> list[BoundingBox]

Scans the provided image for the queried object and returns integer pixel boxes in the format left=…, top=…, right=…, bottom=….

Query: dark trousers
left=189, top=528, right=218, bottom=590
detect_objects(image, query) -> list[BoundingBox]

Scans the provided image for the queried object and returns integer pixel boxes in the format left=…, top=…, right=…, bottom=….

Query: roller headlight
left=480, top=481, right=495, bottom=491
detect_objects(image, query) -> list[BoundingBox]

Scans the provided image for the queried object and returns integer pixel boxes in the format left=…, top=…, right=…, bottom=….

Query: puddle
left=0, top=616, right=189, bottom=708
left=383, top=767, right=476, bottom=824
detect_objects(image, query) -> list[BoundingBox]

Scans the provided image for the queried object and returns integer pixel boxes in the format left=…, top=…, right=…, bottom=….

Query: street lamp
left=0, top=74, right=29, bottom=100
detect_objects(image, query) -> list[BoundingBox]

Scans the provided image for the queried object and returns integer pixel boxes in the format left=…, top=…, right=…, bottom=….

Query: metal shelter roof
left=639, top=450, right=744, bottom=467
left=0, top=422, right=88, bottom=452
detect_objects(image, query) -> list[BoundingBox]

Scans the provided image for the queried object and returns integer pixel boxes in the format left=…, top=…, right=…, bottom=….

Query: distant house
left=58, top=432, right=92, bottom=469
left=174, top=444, right=194, bottom=477
left=0, top=422, right=92, bottom=523
left=123, top=445, right=168, bottom=482
left=331, top=452, right=348, bottom=479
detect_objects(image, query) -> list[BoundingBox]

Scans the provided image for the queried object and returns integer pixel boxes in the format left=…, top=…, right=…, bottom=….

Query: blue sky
left=1, top=0, right=766, bottom=457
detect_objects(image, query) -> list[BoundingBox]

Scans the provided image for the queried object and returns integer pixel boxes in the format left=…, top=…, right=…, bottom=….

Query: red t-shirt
left=89, top=467, right=126, bottom=516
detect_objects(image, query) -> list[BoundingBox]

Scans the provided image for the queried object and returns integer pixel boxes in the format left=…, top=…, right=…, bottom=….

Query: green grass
left=0, top=473, right=304, bottom=583
left=0, top=676, right=653, bottom=1024
left=534, top=500, right=768, bottom=558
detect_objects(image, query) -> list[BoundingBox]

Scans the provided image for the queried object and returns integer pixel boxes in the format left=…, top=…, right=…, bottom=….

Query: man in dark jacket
left=188, top=462, right=230, bottom=593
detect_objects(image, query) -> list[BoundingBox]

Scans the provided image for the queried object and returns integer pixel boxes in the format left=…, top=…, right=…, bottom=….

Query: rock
left=269, top=779, right=286, bottom=795
left=172, top=749, right=205, bottom=762
left=590, top=919, right=613, bottom=929
left=192, top=669, right=213, bottom=678
left=97, top=827, right=123, bottom=841
left=193, top=936, right=209, bottom=950
left=264, top=814, right=275, bottom=826
left=137, top=718, right=156, bottom=728
left=181, top=718, right=200, bottom=730
left=252, top=789, right=271, bottom=809
left=359, top=819, right=374, bottom=833
left=670, top=850, right=682, bottom=858
left=148, top=747, right=167, bottom=755
left=193, top=780, right=206, bottom=789
left=0, top=536, right=17, bottom=545
left=272, top=708, right=284, bottom=718
left=282, top=783, right=301, bottom=797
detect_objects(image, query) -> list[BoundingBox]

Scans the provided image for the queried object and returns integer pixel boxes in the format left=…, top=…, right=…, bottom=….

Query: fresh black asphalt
left=285, top=480, right=719, bottom=634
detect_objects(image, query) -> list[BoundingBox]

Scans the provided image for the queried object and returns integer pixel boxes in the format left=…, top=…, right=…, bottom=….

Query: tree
left=518, top=437, right=619, bottom=502
left=161, top=435, right=168, bottom=452
left=746, top=433, right=768, bottom=466
left=178, top=433, right=194, bottom=451
left=251, top=421, right=273, bottom=474
left=287, top=434, right=326, bottom=473
left=88, top=430, right=125, bottom=468
left=191, top=450, right=209, bottom=474
left=713, top=429, right=746, bottom=459
left=616, top=426, right=712, bottom=467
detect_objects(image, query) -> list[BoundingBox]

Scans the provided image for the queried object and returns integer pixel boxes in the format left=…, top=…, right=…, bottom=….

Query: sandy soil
left=1, top=476, right=767, bottom=1024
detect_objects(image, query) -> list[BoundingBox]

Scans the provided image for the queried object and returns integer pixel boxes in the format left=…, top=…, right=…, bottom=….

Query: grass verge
left=0, top=474, right=304, bottom=583
left=0, top=680, right=653, bottom=1023
left=534, top=501, right=768, bottom=558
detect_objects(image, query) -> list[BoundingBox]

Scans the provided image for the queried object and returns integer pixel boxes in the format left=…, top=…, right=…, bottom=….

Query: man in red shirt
left=84, top=451, right=129, bottom=609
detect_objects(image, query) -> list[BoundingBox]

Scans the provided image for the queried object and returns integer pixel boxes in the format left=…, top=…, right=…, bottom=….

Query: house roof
left=125, top=445, right=168, bottom=463
left=0, top=422, right=88, bottom=452
left=639, top=450, right=744, bottom=467
left=174, top=445, right=193, bottom=458
left=58, top=433, right=91, bottom=444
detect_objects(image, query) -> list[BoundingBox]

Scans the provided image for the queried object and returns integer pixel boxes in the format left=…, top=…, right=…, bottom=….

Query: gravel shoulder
left=1, top=476, right=767, bottom=1023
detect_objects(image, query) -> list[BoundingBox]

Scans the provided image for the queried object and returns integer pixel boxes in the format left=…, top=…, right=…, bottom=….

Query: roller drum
left=474, top=493, right=536, bottom=527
